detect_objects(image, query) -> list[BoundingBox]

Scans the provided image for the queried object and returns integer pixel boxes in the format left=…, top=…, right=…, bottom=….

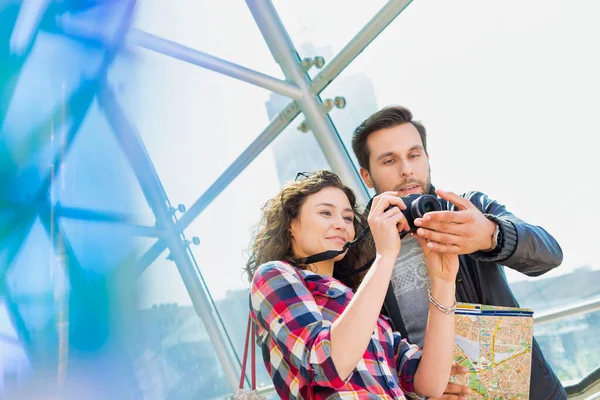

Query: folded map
left=451, top=303, right=534, bottom=399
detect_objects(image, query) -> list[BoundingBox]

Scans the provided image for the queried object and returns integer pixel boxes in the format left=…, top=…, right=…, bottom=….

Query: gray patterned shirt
left=390, top=234, right=430, bottom=348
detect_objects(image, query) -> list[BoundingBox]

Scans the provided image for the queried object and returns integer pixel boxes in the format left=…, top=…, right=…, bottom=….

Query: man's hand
left=414, top=189, right=497, bottom=255
left=430, top=365, right=471, bottom=400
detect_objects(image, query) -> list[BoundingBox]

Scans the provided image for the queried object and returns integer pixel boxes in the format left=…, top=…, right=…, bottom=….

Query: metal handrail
left=565, top=367, right=600, bottom=398
left=534, top=295, right=600, bottom=325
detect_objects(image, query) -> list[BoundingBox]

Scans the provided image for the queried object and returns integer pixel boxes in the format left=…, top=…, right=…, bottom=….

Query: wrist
left=428, top=286, right=457, bottom=314
left=481, top=218, right=499, bottom=252
left=375, top=251, right=398, bottom=266
left=429, top=280, right=456, bottom=304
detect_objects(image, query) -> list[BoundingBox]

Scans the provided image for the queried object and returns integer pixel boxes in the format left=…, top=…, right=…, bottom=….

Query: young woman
left=246, top=170, right=458, bottom=399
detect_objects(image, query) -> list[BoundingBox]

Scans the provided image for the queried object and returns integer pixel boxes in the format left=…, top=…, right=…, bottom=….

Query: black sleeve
left=451, top=191, right=563, bottom=277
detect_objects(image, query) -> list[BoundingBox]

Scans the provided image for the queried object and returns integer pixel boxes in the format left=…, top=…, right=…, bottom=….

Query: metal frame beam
left=1, top=200, right=163, bottom=238
left=98, top=84, right=241, bottom=392
left=311, top=0, right=414, bottom=95
left=127, top=28, right=303, bottom=100
left=246, top=0, right=369, bottom=205
left=0, top=280, right=33, bottom=350
left=130, top=101, right=301, bottom=276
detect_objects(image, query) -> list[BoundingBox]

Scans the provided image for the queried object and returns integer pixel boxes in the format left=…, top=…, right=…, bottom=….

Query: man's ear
left=359, top=167, right=374, bottom=189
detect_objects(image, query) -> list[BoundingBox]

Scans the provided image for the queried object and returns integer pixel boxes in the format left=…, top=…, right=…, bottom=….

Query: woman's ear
left=289, top=219, right=300, bottom=243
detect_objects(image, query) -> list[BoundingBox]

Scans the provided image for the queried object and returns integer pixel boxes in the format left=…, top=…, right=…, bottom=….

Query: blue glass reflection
left=1, top=1, right=139, bottom=398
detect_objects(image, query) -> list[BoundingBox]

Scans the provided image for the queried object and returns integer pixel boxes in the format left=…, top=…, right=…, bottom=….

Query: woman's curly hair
left=245, top=170, right=373, bottom=290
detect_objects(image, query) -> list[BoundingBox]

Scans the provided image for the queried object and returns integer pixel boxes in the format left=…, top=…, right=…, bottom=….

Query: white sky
left=122, top=0, right=600, bottom=307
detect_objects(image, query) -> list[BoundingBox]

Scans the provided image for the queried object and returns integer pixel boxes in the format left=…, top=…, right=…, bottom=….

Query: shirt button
left=327, top=290, right=335, bottom=296
left=388, top=381, right=395, bottom=387
left=378, top=356, right=385, bottom=362
left=278, top=318, right=283, bottom=324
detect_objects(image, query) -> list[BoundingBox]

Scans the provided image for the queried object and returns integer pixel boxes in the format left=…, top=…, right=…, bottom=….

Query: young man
left=351, top=106, right=566, bottom=400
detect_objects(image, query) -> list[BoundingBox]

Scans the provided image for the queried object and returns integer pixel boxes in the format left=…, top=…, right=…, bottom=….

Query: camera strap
left=292, top=226, right=409, bottom=276
left=294, top=225, right=372, bottom=265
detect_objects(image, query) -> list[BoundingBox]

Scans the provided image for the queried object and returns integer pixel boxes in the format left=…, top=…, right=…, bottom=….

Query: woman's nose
left=331, top=216, right=346, bottom=230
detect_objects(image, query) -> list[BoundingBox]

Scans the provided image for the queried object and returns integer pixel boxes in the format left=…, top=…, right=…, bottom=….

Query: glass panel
left=60, top=219, right=156, bottom=275
left=112, top=46, right=278, bottom=212
left=5, top=217, right=66, bottom=294
left=1, top=26, right=105, bottom=135
left=511, top=267, right=600, bottom=313
left=53, top=100, right=155, bottom=226
left=0, top=298, right=32, bottom=395
left=132, top=0, right=283, bottom=79
left=272, top=0, right=388, bottom=77
left=265, top=99, right=330, bottom=184
left=0, top=15, right=107, bottom=201
left=0, top=209, right=14, bottom=244
left=185, top=114, right=331, bottom=388
left=5, top=217, right=68, bottom=330
left=535, top=308, right=600, bottom=383
left=134, top=250, right=231, bottom=399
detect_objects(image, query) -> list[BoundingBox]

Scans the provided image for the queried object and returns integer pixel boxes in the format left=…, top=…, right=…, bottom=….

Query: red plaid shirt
left=250, top=261, right=423, bottom=399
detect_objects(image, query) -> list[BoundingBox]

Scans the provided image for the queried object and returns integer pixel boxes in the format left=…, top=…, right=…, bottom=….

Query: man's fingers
left=424, top=240, right=462, bottom=254
left=436, top=189, right=472, bottom=211
left=415, top=216, right=467, bottom=232
left=430, top=367, right=471, bottom=400
left=416, top=228, right=461, bottom=246
left=451, top=365, right=469, bottom=375
left=431, top=383, right=471, bottom=399
left=411, top=234, right=461, bottom=254
left=444, top=382, right=472, bottom=395
left=419, top=210, right=469, bottom=224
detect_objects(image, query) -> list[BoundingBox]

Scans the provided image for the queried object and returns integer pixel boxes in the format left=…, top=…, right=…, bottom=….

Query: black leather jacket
left=382, top=190, right=567, bottom=400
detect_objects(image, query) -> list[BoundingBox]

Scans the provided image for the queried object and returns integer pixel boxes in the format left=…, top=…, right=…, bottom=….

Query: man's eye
left=410, top=153, right=421, bottom=159
left=383, top=159, right=393, bottom=165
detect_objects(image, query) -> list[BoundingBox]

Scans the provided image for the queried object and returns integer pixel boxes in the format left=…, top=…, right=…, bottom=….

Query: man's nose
left=399, top=159, right=414, bottom=177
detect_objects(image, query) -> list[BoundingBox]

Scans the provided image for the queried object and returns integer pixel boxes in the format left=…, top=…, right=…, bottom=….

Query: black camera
left=386, top=193, right=442, bottom=232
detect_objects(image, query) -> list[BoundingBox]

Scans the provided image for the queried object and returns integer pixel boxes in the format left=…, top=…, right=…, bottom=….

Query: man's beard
left=372, top=170, right=432, bottom=196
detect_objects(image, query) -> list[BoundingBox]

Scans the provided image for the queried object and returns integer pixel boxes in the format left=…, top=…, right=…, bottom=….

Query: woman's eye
left=320, top=211, right=331, bottom=216
left=343, top=216, right=354, bottom=222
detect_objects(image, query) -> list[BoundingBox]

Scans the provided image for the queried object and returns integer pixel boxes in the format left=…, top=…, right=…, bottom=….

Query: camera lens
left=423, top=202, right=434, bottom=213
left=412, top=195, right=442, bottom=218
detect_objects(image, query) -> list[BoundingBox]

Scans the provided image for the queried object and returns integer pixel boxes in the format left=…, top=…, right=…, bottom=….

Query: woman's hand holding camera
left=368, top=192, right=410, bottom=259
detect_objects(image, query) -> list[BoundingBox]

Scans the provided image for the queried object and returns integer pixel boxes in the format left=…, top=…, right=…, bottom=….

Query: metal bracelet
left=427, top=287, right=457, bottom=315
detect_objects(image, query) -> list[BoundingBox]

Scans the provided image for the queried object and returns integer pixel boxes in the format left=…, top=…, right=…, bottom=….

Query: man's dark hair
left=351, top=105, right=427, bottom=172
